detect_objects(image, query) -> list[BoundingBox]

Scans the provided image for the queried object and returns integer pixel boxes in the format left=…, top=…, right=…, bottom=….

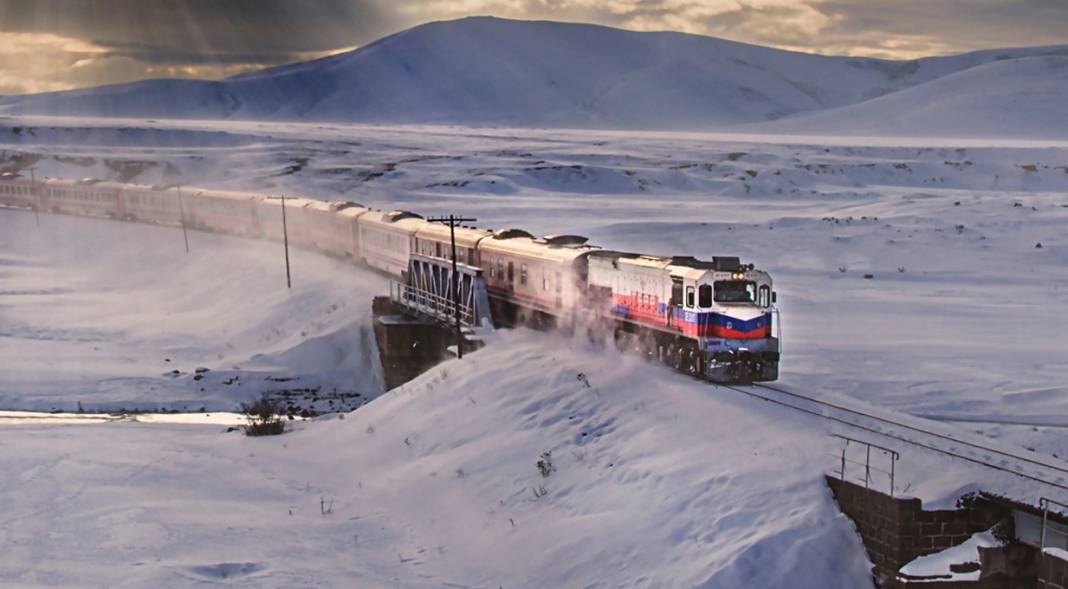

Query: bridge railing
left=831, top=434, right=900, bottom=497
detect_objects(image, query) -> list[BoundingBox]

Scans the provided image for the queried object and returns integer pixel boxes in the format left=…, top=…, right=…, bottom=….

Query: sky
left=1, top=0, right=1066, bottom=95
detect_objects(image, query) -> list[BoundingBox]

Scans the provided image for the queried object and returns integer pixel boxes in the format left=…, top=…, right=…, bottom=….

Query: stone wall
left=1038, top=550, right=1068, bottom=589
left=372, top=297, right=451, bottom=390
left=826, top=476, right=1008, bottom=583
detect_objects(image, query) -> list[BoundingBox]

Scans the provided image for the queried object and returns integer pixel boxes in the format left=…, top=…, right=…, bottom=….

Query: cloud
left=0, top=30, right=347, bottom=95
left=0, top=31, right=108, bottom=94
left=0, top=0, right=394, bottom=94
left=0, top=0, right=1066, bottom=94
left=812, top=0, right=1068, bottom=55
left=0, top=0, right=400, bottom=53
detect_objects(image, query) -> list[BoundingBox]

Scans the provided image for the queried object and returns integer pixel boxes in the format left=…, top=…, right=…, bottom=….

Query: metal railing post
left=841, top=441, right=848, bottom=481
left=1042, top=498, right=1049, bottom=550
left=890, top=454, right=896, bottom=498
left=865, top=445, right=872, bottom=490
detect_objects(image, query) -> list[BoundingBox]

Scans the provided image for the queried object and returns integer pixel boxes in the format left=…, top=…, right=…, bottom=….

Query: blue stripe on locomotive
left=674, top=310, right=769, bottom=332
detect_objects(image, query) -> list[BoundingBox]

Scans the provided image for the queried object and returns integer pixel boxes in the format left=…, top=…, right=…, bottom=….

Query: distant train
left=0, top=173, right=780, bottom=382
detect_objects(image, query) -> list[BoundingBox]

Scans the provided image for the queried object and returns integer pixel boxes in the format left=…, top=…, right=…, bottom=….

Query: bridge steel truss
left=390, top=253, right=494, bottom=331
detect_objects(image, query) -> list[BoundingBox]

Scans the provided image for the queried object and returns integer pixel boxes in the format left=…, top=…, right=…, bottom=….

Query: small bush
left=537, top=451, right=555, bottom=478
left=242, top=395, right=286, bottom=437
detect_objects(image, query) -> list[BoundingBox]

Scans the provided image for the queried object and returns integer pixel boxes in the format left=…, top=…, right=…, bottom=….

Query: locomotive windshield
left=714, top=280, right=756, bottom=303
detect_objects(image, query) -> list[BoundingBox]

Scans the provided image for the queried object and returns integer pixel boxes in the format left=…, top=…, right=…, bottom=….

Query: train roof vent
left=492, top=228, right=535, bottom=240
left=669, top=256, right=742, bottom=271
left=385, top=210, right=423, bottom=223
left=76, top=177, right=101, bottom=185
left=0, top=172, right=17, bottom=180
left=538, top=234, right=589, bottom=247
left=330, top=201, right=363, bottom=211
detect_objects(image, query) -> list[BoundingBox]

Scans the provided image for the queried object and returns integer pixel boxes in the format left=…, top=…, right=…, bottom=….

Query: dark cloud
left=812, top=0, right=1068, bottom=52
left=0, top=0, right=402, bottom=54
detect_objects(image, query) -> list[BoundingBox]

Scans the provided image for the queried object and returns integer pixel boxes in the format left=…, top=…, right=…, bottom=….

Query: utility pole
left=176, top=184, right=190, bottom=253
left=29, top=167, right=39, bottom=226
left=427, top=214, right=476, bottom=358
left=280, top=194, right=292, bottom=289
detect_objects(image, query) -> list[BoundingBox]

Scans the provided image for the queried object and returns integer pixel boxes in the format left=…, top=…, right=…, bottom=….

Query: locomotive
left=0, top=173, right=780, bottom=382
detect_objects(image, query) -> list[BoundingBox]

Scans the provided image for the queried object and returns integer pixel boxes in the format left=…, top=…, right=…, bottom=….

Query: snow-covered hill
left=752, top=54, right=1068, bottom=138
left=1, top=17, right=1066, bottom=135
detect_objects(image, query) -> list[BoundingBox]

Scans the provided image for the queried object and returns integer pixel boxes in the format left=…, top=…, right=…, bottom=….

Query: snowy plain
left=1, top=114, right=1067, bottom=587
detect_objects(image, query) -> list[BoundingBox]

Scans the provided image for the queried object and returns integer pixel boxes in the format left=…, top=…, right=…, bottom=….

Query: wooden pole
left=428, top=214, right=476, bottom=359
left=177, top=185, right=190, bottom=253
left=281, top=194, right=291, bottom=289
left=449, top=214, right=461, bottom=358
left=30, top=167, right=39, bottom=226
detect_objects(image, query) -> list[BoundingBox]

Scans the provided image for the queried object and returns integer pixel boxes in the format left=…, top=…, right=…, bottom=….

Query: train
left=0, top=172, right=780, bottom=382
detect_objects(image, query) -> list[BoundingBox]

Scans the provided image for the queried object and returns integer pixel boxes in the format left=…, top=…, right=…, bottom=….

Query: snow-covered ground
left=0, top=325, right=876, bottom=588
left=0, top=209, right=385, bottom=412
left=2, top=117, right=1066, bottom=586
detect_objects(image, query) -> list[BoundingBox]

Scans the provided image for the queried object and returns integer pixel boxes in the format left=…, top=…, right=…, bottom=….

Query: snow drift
left=1, top=17, right=1067, bottom=135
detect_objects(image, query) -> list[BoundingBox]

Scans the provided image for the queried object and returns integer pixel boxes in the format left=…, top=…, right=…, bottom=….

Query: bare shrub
left=537, top=451, right=555, bottom=478
left=242, top=394, right=286, bottom=436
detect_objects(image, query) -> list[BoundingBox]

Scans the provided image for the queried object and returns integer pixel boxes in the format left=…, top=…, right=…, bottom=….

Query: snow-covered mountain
left=1, top=17, right=1066, bottom=134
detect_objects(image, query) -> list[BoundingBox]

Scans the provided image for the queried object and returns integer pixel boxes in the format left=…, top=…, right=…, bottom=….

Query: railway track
left=711, top=380, right=1068, bottom=493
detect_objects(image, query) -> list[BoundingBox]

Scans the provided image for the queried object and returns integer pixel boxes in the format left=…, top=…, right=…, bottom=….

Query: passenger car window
left=698, top=284, right=712, bottom=308
left=686, top=286, right=695, bottom=308
left=520, top=264, right=528, bottom=285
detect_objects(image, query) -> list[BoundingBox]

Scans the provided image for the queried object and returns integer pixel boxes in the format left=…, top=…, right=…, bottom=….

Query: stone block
left=932, top=535, right=954, bottom=549
left=916, top=510, right=937, bottom=523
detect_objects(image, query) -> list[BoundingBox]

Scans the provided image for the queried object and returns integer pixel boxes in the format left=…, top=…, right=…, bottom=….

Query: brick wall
left=826, top=476, right=1008, bottom=582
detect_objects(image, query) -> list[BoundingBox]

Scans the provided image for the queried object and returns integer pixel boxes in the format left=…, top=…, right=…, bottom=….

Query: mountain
left=2, top=17, right=1067, bottom=134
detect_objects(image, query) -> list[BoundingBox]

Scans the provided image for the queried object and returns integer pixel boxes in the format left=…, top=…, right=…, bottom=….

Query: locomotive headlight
left=732, top=272, right=745, bottom=280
